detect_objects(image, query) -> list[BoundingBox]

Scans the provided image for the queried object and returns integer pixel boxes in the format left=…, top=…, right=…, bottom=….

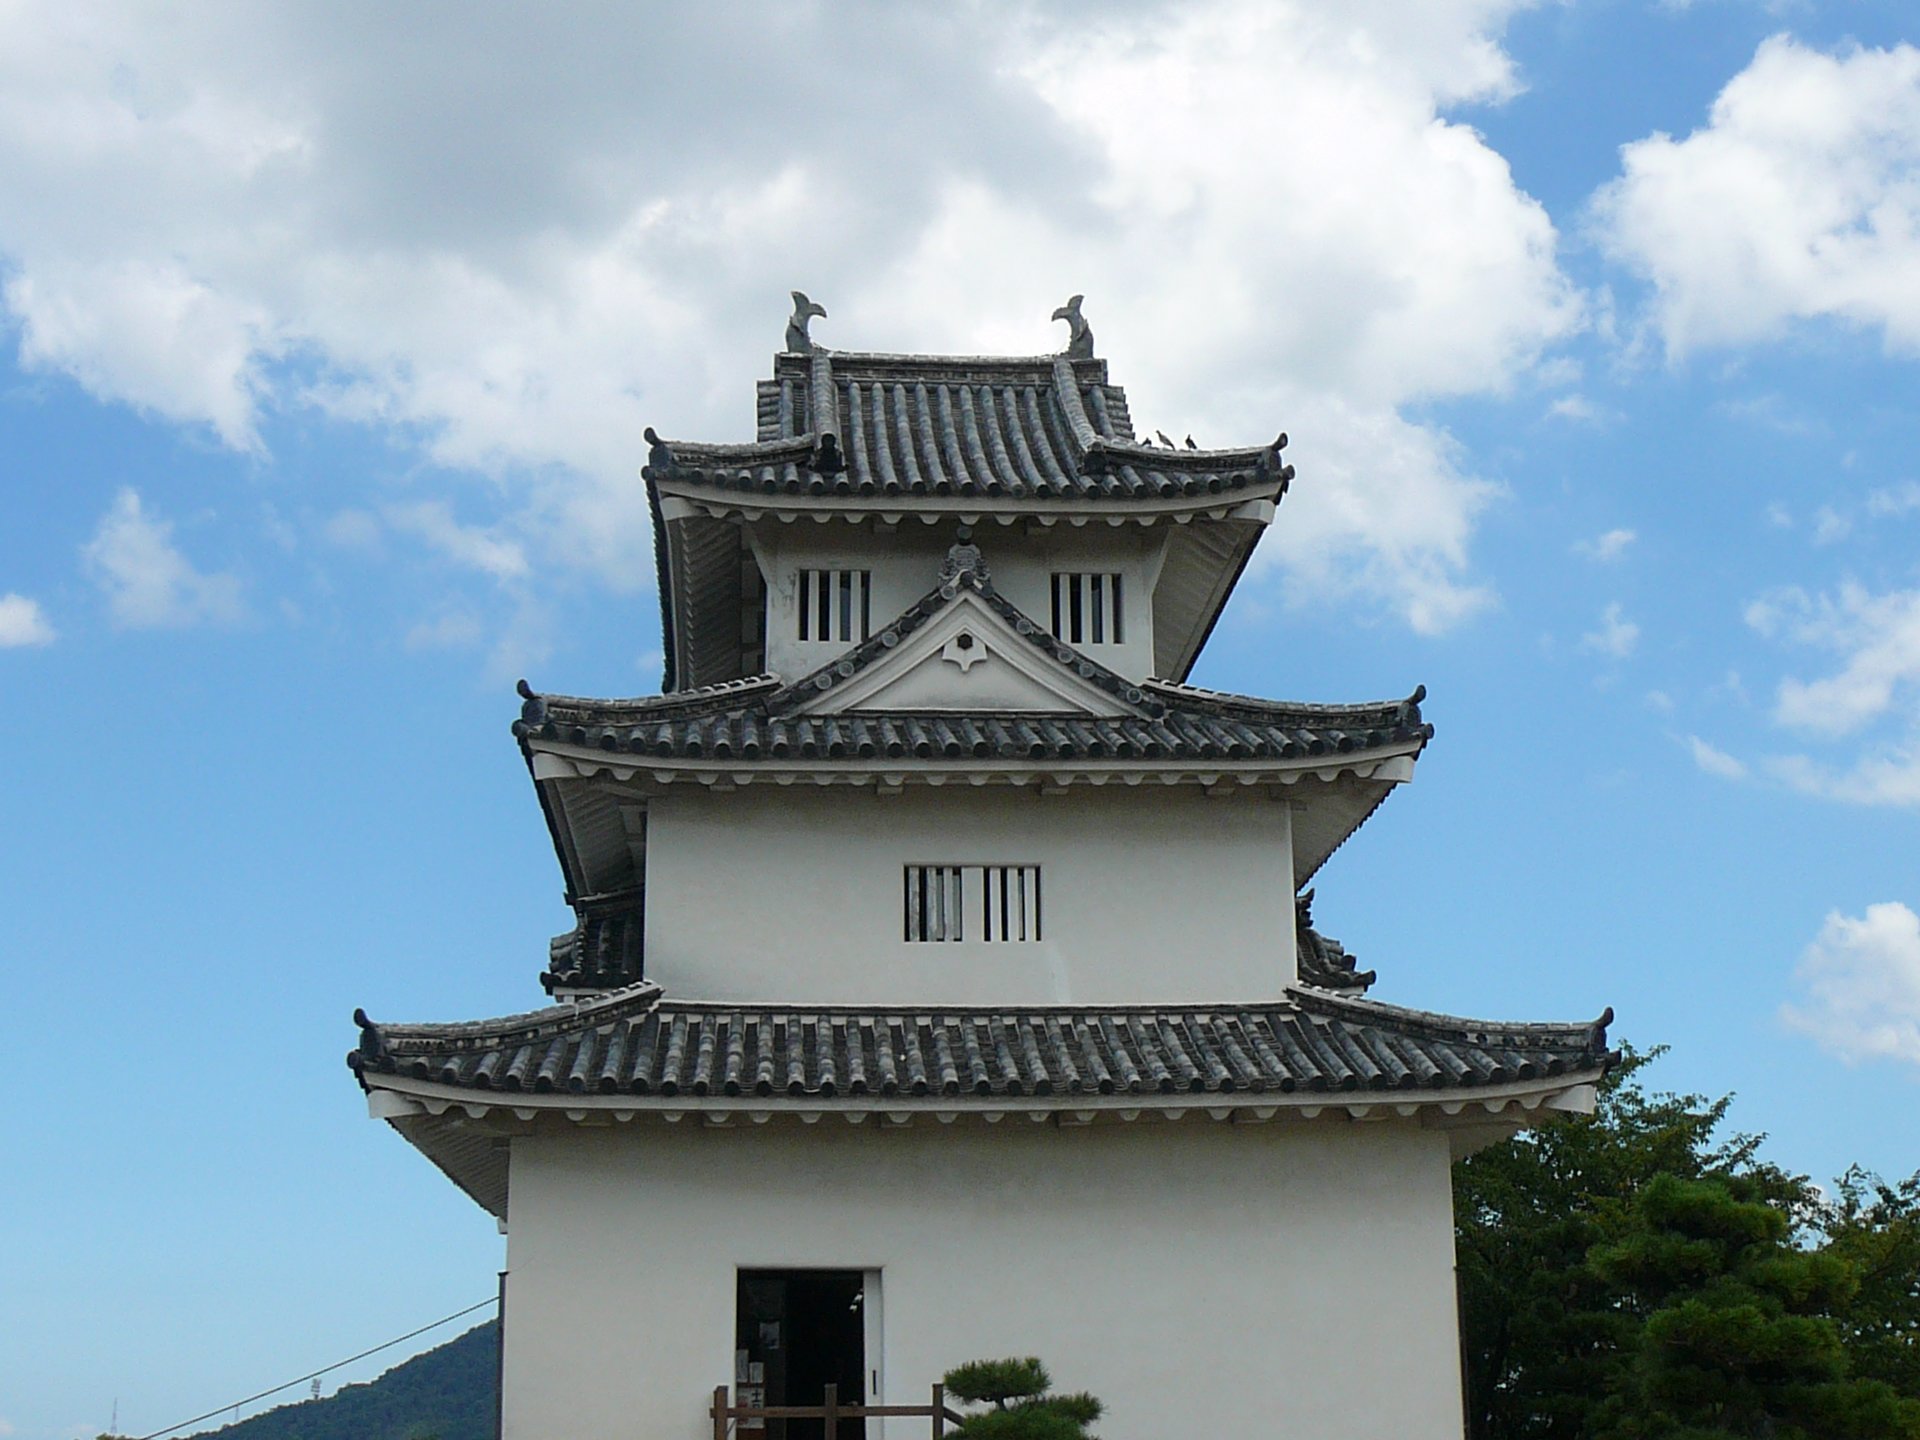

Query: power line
left=133, top=1297, right=497, bottom=1440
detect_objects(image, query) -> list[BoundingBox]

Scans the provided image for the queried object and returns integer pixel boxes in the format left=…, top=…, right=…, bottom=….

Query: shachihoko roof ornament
left=1051, top=294, right=1094, bottom=358
left=785, top=290, right=827, bottom=354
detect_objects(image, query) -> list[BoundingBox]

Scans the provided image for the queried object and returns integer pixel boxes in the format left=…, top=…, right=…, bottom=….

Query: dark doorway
left=736, top=1269, right=867, bottom=1440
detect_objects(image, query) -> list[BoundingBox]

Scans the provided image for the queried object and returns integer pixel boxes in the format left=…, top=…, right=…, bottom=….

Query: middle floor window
left=903, top=863, right=1043, bottom=942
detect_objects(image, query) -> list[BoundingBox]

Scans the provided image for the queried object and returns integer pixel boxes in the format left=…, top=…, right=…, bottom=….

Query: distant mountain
left=182, top=1321, right=497, bottom=1440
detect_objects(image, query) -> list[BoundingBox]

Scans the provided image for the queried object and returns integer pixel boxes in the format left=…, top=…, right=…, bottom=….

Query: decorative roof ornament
left=1051, top=294, right=1094, bottom=359
left=352, top=1007, right=385, bottom=1059
left=939, top=527, right=990, bottom=589
left=1295, top=890, right=1377, bottom=992
left=810, top=431, right=845, bottom=476
left=643, top=426, right=674, bottom=473
left=785, top=290, right=828, bottom=354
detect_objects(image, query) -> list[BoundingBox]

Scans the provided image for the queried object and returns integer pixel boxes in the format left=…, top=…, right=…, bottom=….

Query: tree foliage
left=1456, top=1048, right=1920, bottom=1439
left=1589, top=1174, right=1919, bottom=1439
left=944, top=1356, right=1101, bottom=1440
left=1822, top=1167, right=1920, bottom=1397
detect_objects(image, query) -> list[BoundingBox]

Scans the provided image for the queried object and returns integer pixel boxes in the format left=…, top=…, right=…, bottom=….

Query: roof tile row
left=649, top=350, right=1288, bottom=505
left=351, top=986, right=1611, bottom=1103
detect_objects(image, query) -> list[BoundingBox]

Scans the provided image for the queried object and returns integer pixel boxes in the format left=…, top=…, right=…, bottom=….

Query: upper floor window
left=904, top=864, right=1042, bottom=943
left=798, top=568, right=871, bottom=644
left=1051, top=572, right=1123, bottom=646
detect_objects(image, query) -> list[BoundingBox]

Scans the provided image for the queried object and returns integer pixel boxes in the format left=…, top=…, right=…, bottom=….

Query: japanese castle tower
left=350, top=295, right=1612, bottom=1440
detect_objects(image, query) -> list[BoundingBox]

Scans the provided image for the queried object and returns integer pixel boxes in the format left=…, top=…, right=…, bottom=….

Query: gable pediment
left=794, top=589, right=1135, bottom=717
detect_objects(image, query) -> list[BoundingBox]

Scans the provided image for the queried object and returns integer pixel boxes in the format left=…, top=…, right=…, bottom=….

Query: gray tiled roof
left=350, top=984, right=1613, bottom=1102
left=545, top=894, right=643, bottom=995
left=645, top=351, right=1290, bottom=505
left=515, top=546, right=1431, bottom=767
left=1296, top=891, right=1375, bottom=993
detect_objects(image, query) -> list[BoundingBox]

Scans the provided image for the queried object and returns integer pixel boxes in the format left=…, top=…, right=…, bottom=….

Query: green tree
left=1818, top=1167, right=1920, bottom=1396
left=1457, top=1047, right=1920, bottom=1439
left=1589, top=1173, right=1920, bottom=1439
left=1454, top=1048, right=1790, bottom=1440
left=943, top=1357, right=1101, bottom=1440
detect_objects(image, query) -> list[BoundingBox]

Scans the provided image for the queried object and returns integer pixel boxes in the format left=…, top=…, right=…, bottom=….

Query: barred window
left=1050, top=572, right=1123, bottom=645
left=904, top=864, right=966, bottom=942
left=904, top=864, right=1043, bottom=943
left=797, top=568, right=871, bottom=644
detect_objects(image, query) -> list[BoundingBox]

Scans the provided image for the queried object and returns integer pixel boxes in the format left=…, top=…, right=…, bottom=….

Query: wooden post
left=712, top=1384, right=729, bottom=1440
left=823, top=1382, right=838, bottom=1440
left=931, top=1382, right=945, bottom=1437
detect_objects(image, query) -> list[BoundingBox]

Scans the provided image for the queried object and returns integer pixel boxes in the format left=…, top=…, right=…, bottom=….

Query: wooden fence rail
left=711, top=1382, right=967, bottom=1439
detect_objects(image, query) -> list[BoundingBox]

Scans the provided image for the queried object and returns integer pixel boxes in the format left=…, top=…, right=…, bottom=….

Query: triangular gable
left=779, top=545, right=1153, bottom=718
left=796, top=587, right=1136, bottom=717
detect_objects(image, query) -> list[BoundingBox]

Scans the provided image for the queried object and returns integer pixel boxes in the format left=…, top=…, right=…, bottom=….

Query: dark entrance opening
left=736, top=1269, right=867, bottom=1440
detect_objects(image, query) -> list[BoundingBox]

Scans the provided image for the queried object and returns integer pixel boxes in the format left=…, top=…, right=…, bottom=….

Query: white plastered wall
left=752, top=523, right=1166, bottom=684
left=642, top=785, right=1296, bottom=1005
left=500, top=1118, right=1466, bottom=1440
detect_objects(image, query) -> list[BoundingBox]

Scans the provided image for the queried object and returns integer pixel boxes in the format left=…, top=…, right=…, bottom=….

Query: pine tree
left=943, top=1357, right=1101, bottom=1440
left=1589, top=1174, right=1920, bottom=1439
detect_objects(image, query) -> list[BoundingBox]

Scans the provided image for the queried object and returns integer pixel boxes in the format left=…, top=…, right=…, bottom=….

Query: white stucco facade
left=499, top=1117, right=1466, bottom=1440
left=642, top=785, right=1297, bottom=1005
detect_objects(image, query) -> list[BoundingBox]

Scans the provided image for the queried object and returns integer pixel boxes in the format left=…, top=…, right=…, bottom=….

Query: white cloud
left=383, top=502, right=528, bottom=583
left=1717, top=393, right=1820, bottom=437
left=321, top=508, right=381, bottom=551
left=484, top=598, right=555, bottom=687
left=404, top=611, right=485, bottom=652
left=1645, top=689, right=1674, bottom=712
left=1764, top=748, right=1920, bottom=808
left=0, top=0, right=1580, bottom=631
left=1546, top=393, right=1600, bottom=422
left=1686, top=734, right=1747, bottom=780
left=1596, top=36, right=1920, bottom=358
left=1748, top=582, right=1920, bottom=736
left=1811, top=505, right=1851, bottom=545
left=1239, top=393, right=1497, bottom=634
left=1746, top=582, right=1920, bottom=807
left=1763, top=483, right=1920, bottom=550
left=80, top=488, right=244, bottom=629
left=1574, top=527, right=1636, bottom=562
left=0, top=593, right=55, bottom=647
left=7, top=260, right=270, bottom=451
left=1866, top=481, right=1920, bottom=518
left=1783, top=902, right=1920, bottom=1068
left=1581, top=601, right=1639, bottom=659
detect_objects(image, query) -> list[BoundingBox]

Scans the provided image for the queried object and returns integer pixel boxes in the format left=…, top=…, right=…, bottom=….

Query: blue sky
left=3, top=3, right=1918, bottom=1437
